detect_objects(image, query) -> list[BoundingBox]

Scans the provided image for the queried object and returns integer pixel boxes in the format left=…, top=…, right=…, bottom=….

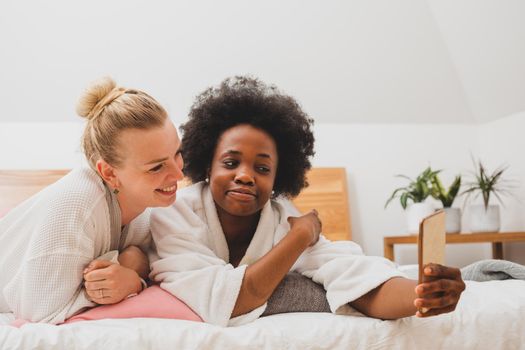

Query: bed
left=1, top=168, right=524, bottom=350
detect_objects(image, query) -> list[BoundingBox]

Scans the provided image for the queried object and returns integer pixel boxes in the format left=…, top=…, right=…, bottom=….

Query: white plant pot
left=406, top=202, right=435, bottom=234
left=444, top=207, right=461, bottom=234
left=468, top=204, right=500, bottom=233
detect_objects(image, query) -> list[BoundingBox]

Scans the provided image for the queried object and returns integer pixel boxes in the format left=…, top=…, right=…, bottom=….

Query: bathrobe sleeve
left=278, top=199, right=407, bottom=313
left=149, top=202, right=248, bottom=327
left=3, top=200, right=99, bottom=324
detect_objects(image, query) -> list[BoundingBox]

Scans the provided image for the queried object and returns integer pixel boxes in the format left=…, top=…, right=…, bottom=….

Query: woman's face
left=111, top=119, right=184, bottom=213
left=209, top=124, right=278, bottom=218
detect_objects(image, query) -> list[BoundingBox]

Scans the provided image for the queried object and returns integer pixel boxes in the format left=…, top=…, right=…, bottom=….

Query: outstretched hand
left=414, top=263, right=466, bottom=317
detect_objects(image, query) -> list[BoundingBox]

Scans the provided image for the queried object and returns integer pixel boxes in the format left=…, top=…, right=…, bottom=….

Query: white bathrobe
left=150, top=182, right=405, bottom=327
left=0, top=166, right=151, bottom=324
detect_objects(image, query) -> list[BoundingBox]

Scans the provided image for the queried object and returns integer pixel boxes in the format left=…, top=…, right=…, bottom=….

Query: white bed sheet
left=1, top=280, right=524, bottom=350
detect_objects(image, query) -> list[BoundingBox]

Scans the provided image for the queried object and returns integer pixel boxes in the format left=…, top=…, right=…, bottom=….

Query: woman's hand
left=83, top=260, right=142, bottom=305
left=288, top=209, right=322, bottom=247
left=414, top=263, right=466, bottom=317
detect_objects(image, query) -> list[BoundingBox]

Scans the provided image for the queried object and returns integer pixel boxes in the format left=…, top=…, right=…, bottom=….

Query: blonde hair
left=76, top=77, right=167, bottom=169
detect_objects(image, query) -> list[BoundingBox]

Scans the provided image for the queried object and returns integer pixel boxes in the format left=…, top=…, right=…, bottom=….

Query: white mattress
left=1, top=280, right=524, bottom=350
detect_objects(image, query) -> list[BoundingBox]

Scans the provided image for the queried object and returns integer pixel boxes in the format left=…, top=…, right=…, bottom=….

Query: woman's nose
left=168, top=154, right=184, bottom=181
left=234, top=169, right=254, bottom=185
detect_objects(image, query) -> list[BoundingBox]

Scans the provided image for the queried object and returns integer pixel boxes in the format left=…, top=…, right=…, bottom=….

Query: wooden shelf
left=383, top=232, right=525, bottom=262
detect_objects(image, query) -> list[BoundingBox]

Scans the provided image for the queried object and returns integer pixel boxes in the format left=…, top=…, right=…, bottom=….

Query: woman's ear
left=96, top=159, right=119, bottom=189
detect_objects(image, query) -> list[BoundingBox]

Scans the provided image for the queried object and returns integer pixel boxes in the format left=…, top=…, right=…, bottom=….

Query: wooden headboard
left=0, top=167, right=351, bottom=241
left=291, top=168, right=351, bottom=241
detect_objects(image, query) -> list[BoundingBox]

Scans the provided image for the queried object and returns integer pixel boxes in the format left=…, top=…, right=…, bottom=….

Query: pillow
left=261, top=272, right=331, bottom=316
left=63, top=285, right=202, bottom=324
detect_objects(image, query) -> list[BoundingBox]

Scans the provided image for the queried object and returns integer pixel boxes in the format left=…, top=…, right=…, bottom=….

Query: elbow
left=243, top=274, right=271, bottom=304
left=231, top=275, right=269, bottom=317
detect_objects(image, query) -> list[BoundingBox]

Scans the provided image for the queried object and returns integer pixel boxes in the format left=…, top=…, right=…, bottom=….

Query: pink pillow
left=63, top=285, right=202, bottom=324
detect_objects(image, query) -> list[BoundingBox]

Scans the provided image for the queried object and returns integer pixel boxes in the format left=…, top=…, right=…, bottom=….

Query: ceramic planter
left=406, top=202, right=435, bottom=234
left=444, top=207, right=461, bottom=234
left=468, top=204, right=500, bottom=233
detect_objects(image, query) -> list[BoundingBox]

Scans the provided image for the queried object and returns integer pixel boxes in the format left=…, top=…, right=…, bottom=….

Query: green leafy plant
left=461, top=158, right=512, bottom=210
left=430, top=174, right=461, bottom=208
left=385, top=167, right=440, bottom=210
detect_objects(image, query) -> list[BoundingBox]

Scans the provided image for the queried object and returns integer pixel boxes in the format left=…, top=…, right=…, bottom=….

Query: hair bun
left=76, top=76, right=117, bottom=119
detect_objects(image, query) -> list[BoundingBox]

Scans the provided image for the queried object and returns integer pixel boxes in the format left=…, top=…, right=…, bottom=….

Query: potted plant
left=430, top=173, right=462, bottom=233
left=385, top=167, right=439, bottom=234
left=461, top=158, right=512, bottom=233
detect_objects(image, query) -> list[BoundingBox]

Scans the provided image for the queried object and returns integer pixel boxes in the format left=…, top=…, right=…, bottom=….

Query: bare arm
left=351, top=264, right=465, bottom=320
left=231, top=210, right=321, bottom=317
left=350, top=277, right=418, bottom=319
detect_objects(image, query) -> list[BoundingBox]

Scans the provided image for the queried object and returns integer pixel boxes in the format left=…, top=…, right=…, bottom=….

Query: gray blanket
left=262, top=272, right=331, bottom=316
left=461, top=259, right=525, bottom=282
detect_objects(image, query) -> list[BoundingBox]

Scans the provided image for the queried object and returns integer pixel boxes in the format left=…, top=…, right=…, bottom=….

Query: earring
left=205, top=178, right=209, bottom=183
left=113, top=188, right=120, bottom=195
left=271, top=190, right=275, bottom=196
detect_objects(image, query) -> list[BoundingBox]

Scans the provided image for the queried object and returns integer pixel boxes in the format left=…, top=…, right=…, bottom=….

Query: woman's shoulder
left=0, top=167, right=108, bottom=249
left=41, top=167, right=107, bottom=209
left=3, top=166, right=108, bottom=224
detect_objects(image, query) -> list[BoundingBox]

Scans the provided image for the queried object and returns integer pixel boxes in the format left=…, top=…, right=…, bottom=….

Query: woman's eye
left=149, top=164, right=164, bottom=173
left=223, top=160, right=238, bottom=168
left=257, top=166, right=270, bottom=173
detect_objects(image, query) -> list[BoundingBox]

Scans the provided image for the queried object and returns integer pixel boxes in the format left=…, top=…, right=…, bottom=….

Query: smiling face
left=209, top=124, right=278, bottom=220
left=99, top=119, right=184, bottom=224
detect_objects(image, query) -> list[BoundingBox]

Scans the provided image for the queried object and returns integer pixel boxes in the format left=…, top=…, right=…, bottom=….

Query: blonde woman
left=0, top=77, right=184, bottom=324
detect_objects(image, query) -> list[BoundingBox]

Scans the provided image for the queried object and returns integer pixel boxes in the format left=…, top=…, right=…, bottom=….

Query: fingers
left=83, top=259, right=113, bottom=275
left=414, top=289, right=461, bottom=310
left=414, top=265, right=465, bottom=318
left=416, top=279, right=463, bottom=296
left=84, top=262, right=117, bottom=282
left=85, top=279, right=117, bottom=291
left=416, top=303, right=457, bottom=318
left=287, top=209, right=321, bottom=227
left=423, top=263, right=462, bottom=280
left=287, top=209, right=318, bottom=220
left=86, top=288, right=115, bottom=305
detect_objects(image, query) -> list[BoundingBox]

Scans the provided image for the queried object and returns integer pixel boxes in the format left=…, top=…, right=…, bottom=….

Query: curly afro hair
left=180, top=76, right=315, bottom=198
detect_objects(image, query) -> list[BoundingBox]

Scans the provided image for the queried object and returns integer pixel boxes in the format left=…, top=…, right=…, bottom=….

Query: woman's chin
left=218, top=203, right=257, bottom=217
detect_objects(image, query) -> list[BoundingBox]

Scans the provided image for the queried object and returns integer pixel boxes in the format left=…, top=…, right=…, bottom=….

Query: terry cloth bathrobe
left=0, top=166, right=151, bottom=324
left=150, top=182, right=405, bottom=327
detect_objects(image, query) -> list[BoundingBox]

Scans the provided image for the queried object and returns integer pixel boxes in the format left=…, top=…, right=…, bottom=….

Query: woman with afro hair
left=149, top=76, right=465, bottom=327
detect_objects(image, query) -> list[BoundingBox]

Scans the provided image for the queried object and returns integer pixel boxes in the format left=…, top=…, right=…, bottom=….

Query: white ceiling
left=0, top=0, right=523, bottom=124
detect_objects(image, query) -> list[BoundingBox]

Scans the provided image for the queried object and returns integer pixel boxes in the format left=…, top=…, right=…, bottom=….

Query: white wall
left=3, top=0, right=518, bottom=125
left=428, top=0, right=525, bottom=123
left=477, top=112, right=525, bottom=264
left=2, top=119, right=523, bottom=267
